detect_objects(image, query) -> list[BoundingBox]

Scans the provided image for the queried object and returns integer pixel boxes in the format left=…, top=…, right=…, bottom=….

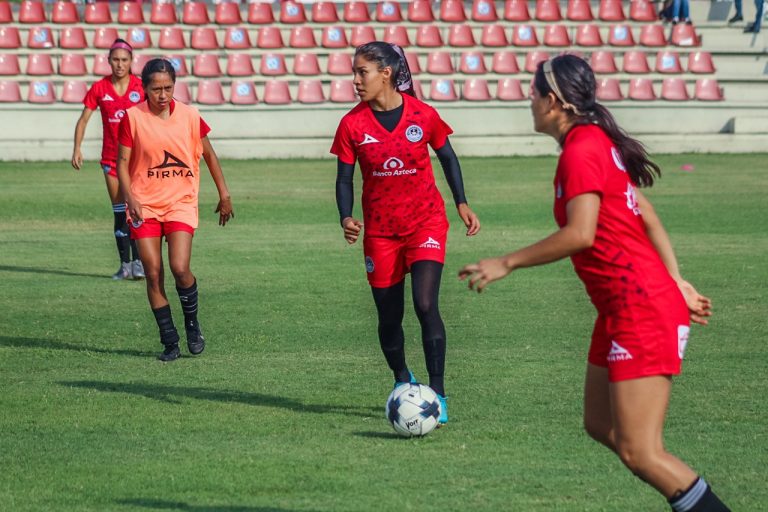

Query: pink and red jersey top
left=554, top=124, right=678, bottom=314
left=330, top=93, right=453, bottom=237
left=83, top=75, right=145, bottom=168
left=118, top=100, right=211, bottom=147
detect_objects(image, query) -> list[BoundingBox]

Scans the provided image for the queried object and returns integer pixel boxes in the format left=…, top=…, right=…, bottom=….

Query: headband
left=543, top=59, right=585, bottom=116
left=109, top=41, right=133, bottom=54
left=389, top=44, right=413, bottom=93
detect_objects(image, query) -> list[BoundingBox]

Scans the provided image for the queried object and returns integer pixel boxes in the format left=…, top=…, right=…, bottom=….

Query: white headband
left=543, top=59, right=585, bottom=116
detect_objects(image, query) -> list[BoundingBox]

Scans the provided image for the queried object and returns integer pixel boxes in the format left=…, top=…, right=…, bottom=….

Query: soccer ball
left=385, top=383, right=441, bottom=437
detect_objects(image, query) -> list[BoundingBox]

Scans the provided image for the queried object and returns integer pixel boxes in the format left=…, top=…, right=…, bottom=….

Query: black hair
left=534, top=54, right=661, bottom=187
left=108, top=38, right=133, bottom=57
left=140, top=58, right=176, bottom=89
left=354, top=41, right=415, bottom=97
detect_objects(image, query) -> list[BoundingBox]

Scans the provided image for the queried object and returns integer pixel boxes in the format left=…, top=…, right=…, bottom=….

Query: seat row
left=1, top=0, right=660, bottom=26
left=1, top=23, right=701, bottom=51
left=1, top=49, right=717, bottom=78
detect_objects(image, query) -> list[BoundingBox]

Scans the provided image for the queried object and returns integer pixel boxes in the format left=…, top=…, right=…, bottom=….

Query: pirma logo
left=419, top=237, right=441, bottom=249
left=607, top=341, right=633, bottom=362
left=365, top=256, right=375, bottom=273
left=147, top=151, right=194, bottom=178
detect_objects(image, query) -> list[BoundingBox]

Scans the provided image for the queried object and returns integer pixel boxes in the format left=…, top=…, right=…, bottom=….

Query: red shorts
left=588, top=289, right=690, bottom=382
left=363, top=217, right=449, bottom=288
left=130, top=219, right=195, bottom=239
left=101, top=164, right=117, bottom=178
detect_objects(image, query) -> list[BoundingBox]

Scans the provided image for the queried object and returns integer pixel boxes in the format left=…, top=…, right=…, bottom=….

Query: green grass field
left=1, top=154, right=766, bottom=512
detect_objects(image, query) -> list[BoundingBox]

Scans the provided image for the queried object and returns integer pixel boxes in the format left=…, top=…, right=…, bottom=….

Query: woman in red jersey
left=331, top=42, right=481, bottom=426
left=117, top=59, right=234, bottom=362
left=71, top=39, right=145, bottom=280
left=460, top=55, right=729, bottom=511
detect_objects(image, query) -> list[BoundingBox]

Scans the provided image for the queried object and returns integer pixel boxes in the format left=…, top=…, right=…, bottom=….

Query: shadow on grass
left=0, top=264, right=111, bottom=279
left=352, top=431, right=403, bottom=440
left=0, top=336, right=155, bottom=357
left=117, top=499, right=315, bottom=512
left=61, top=380, right=381, bottom=418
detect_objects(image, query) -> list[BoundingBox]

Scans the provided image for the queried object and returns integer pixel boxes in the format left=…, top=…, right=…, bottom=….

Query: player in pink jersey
left=460, top=55, right=728, bottom=511
left=331, top=43, right=480, bottom=426
left=71, top=39, right=145, bottom=280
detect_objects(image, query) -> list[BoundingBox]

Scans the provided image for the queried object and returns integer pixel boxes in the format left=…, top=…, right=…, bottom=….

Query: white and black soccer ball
left=385, top=383, right=441, bottom=437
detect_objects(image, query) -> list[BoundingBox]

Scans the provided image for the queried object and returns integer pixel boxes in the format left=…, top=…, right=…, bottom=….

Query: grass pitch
left=0, top=154, right=766, bottom=511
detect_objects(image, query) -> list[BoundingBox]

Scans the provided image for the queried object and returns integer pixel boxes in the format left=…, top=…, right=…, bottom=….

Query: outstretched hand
left=458, top=257, right=511, bottom=293
left=457, top=203, right=481, bottom=236
left=677, top=279, right=712, bottom=325
left=341, top=217, right=363, bottom=244
left=215, top=197, right=234, bottom=226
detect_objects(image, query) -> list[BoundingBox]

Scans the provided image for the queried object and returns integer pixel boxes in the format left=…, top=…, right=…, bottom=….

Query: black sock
left=151, top=305, right=179, bottom=346
left=176, top=280, right=198, bottom=328
left=422, top=337, right=446, bottom=396
left=669, top=477, right=730, bottom=512
left=372, top=281, right=410, bottom=382
left=411, top=261, right=447, bottom=396
left=113, top=204, right=131, bottom=264
left=129, top=238, right=140, bottom=261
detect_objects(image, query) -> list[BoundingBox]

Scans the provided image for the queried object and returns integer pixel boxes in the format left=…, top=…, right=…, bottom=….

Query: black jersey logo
left=150, top=150, right=190, bottom=170
left=147, top=151, right=194, bottom=178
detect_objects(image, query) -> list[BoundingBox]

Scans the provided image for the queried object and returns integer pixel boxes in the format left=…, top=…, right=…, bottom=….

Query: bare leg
left=136, top=236, right=167, bottom=309
left=166, top=231, right=194, bottom=288
left=583, top=363, right=616, bottom=451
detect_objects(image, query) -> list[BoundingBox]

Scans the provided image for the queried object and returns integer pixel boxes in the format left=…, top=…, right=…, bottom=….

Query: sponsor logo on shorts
left=677, top=325, right=690, bottom=359
left=129, top=91, right=141, bottom=103
left=419, top=237, right=441, bottom=250
left=358, top=133, right=380, bottom=146
left=607, top=341, right=633, bottom=362
left=405, top=125, right=423, bottom=143
left=365, top=256, right=374, bottom=273
left=131, top=219, right=143, bottom=229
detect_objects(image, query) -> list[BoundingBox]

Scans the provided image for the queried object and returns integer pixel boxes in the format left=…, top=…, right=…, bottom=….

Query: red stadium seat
left=93, top=26, right=119, bottom=49
left=630, top=0, right=658, bottom=22
left=627, top=78, right=655, bottom=100
left=85, top=2, right=112, bottom=24
left=408, top=1, right=435, bottom=22
left=0, top=80, right=21, bottom=102
left=297, top=79, right=325, bottom=103
left=61, top=80, right=88, bottom=103
left=19, top=1, right=46, bottom=24
left=472, top=0, right=498, bottom=21
left=329, top=79, right=356, bottom=103
left=247, top=2, right=274, bottom=24
left=525, top=50, right=550, bottom=73
left=590, top=50, right=618, bottom=73
left=183, top=2, right=210, bottom=25
left=92, top=54, right=111, bottom=76
left=492, top=51, right=520, bottom=73
left=504, top=0, right=531, bottom=21
left=52, top=1, right=80, bottom=24
left=430, top=79, right=457, bottom=101
left=448, top=24, right=476, bottom=47
left=343, top=1, right=370, bottom=23
left=226, top=53, right=254, bottom=76
left=575, top=24, right=603, bottom=46
left=224, top=27, right=251, bottom=49
left=312, top=2, right=338, bottom=23
left=694, top=79, right=723, bottom=101
left=150, top=2, right=177, bottom=25
left=535, top=0, right=562, bottom=21
left=159, top=27, right=186, bottom=50
left=405, top=51, right=422, bottom=74
left=215, top=2, right=242, bottom=25
left=350, top=25, right=375, bottom=47
left=293, top=52, right=321, bottom=75
left=27, top=53, right=54, bottom=75
left=416, top=25, right=444, bottom=47
left=622, top=51, right=650, bottom=73
left=28, top=80, right=56, bottom=103
left=688, top=51, right=715, bottom=74
left=131, top=54, right=153, bottom=75
left=608, top=25, right=635, bottom=46
left=327, top=52, right=352, bottom=75
left=427, top=51, right=454, bottom=74
left=118, top=1, right=144, bottom=24
left=196, top=79, right=225, bottom=105
left=280, top=1, right=306, bottom=24
left=165, top=55, right=188, bottom=77
left=191, top=27, right=219, bottom=50
left=482, top=25, right=509, bottom=47
left=661, top=77, right=689, bottom=100
left=440, top=0, right=467, bottom=22
left=27, top=26, right=54, bottom=49
left=256, top=26, right=284, bottom=49
left=377, top=1, right=403, bottom=22
left=173, top=81, right=190, bottom=103
left=383, top=25, right=411, bottom=47
left=459, top=51, right=487, bottom=74
left=512, top=25, right=539, bottom=46
left=497, top=78, right=525, bottom=100
left=290, top=26, right=317, bottom=48
left=412, top=79, right=425, bottom=100
left=596, top=78, right=623, bottom=100
left=598, top=0, right=625, bottom=21
left=59, top=27, right=87, bottom=49
left=0, top=54, right=20, bottom=75
left=322, top=26, right=348, bottom=48
left=126, top=27, right=152, bottom=50
left=263, top=80, right=292, bottom=104
left=59, top=53, right=87, bottom=76
left=0, top=2, right=12, bottom=24
left=544, top=25, right=571, bottom=46
left=639, top=24, right=667, bottom=47
left=567, top=0, right=593, bottom=21
left=655, top=50, right=682, bottom=73
left=670, top=24, right=700, bottom=47
left=463, top=78, right=491, bottom=101
left=230, top=80, right=258, bottom=105
left=193, top=54, right=221, bottom=77
left=0, top=27, right=21, bottom=49
left=260, top=53, right=287, bottom=76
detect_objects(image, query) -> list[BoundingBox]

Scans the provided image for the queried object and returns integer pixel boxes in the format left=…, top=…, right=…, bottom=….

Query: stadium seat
left=226, top=53, right=254, bottom=76
left=622, top=50, right=650, bottom=73
left=293, top=52, right=321, bottom=75
left=297, top=79, right=325, bottom=103
left=504, top=0, right=531, bottom=21
left=19, top=1, right=45, bottom=24
left=256, top=26, right=284, bottom=49
left=497, top=78, right=525, bottom=100
left=61, top=80, right=88, bottom=103
left=430, top=79, right=458, bottom=101
left=322, top=26, right=348, bottom=48
left=512, top=25, right=539, bottom=46
left=575, top=24, right=603, bottom=46
left=459, top=52, right=487, bottom=74
left=59, top=27, right=87, bottom=49
left=630, top=0, right=658, bottom=22
left=694, top=79, right=723, bottom=101
left=127, top=27, right=152, bottom=50
left=183, top=2, right=210, bottom=25
left=343, top=1, right=370, bottom=23
left=661, top=77, right=689, bottom=100
left=413, top=79, right=424, bottom=100
left=670, top=24, right=700, bottom=47
left=260, top=53, right=287, bottom=76
left=247, top=2, right=274, bottom=24
left=590, top=50, right=618, bottom=73
left=544, top=25, right=571, bottom=46
left=416, top=25, right=444, bottom=47
left=159, top=27, right=186, bottom=50
left=427, top=51, right=454, bottom=74
left=327, top=52, right=352, bottom=75
left=85, top=2, right=112, bottom=24
left=448, top=24, right=476, bottom=47
left=329, top=79, right=356, bottom=103
left=312, top=2, right=338, bottom=23
left=608, top=25, right=635, bottom=46
left=596, top=78, right=623, bottom=100
left=408, top=1, right=435, bottom=22
left=492, top=51, right=520, bottom=73
left=0, top=27, right=20, bottom=49
left=263, top=80, right=292, bottom=104
left=655, top=50, right=682, bottom=73
left=441, top=0, right=467, bottom=22
left=165, top=55, right=188, bottom=77
left=463, top=78, right=491, bottom=101
left=481, top=25, right=509, bottom=47
left=0, top=2, right=12, bottom=24
left=215, top=3, right=241, bottom=24
left=59, top=53, right=87, bottom=76
left=405, top=51, right=422, bottom=74
left=52, top=1, right=79, bottom=24
left=639, top=24, right=667, bottom=47
left=27, top=26, right=54, bottom=49
left=688, top=51, right=715, bottom=74
left=0, top=80, right=21, bottom=102
left=598, top=0, right=625, bottom=21
left=196, top=79, right=225, bottom=104
left=173, top=81, right=190, bottom=103
left=191, top=27, right=220, bottom=49
left=131, top=54, right=153, bottom=75
left=0, top=54, right=20, bottom=75
left=27, top=53, right=54, bottom=75
left=289, top=26, right=317, bottom=48
left=525, top=50, right=550, bottom=73
left=627, top=77, right=656, bottom=100
left=350, top=25, right=375, bottom=47
left=28, top=80, right=56, bottom=103
left=382, top=25, right=411, bottom=47
left=93, top=27, right=119, bottom=49
left=193, top=54, right=221, bottom=77
left=567, top=0, right=593, bottom=21
left=92, top=54, right=111, bottom=76
left=280, top=1, right=306, bottom=24
left=150, top=2, right=177, bottom=25
left=230, top=80, right=258, bottom=105
left=536, top=0, right=562, bottom=21
left=377, top=2, right=403, bottom=22
left=472, top=0, right=498, bottom=21
left=224, top=27, right=251, bottom=50
left=118, top=1, right=144, bottom=24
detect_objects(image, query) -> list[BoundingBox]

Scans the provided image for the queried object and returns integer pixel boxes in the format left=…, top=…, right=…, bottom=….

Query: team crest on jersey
left=611, top=147, right=626, bottom=172
left=359, top=133, right=380, bottom=146
left=102, top=94, right=114, bottom=102
left=405, top=125, right=423, bottom=143
left=365, top=256, right=375, bottom=273
left=129, top=91, right=141, bottom=103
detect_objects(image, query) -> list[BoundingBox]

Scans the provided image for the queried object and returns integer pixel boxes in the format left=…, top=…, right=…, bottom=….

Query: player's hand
left=457, top=203, right=480, bottom=236
left=342, top=217, right=363, bottom=244
left=71, top=149, right=83, bottom=170
left=458, top=257, right=511, bottom=293
left=126, top=196, right=143, bottom=225
left=677, top=279, right=712, bottom=325
left=215, top=196, right=234, bottom=226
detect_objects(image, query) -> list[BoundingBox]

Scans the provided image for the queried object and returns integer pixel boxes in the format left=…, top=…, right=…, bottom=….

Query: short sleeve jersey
left=83, top=75, right=144, bottom=168
left=330, top=93, right=453, bottom=237
left=554, top=124, right=676, bottom=313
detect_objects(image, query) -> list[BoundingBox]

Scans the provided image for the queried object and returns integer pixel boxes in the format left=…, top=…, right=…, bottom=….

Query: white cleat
left=131, top=259, right=145, bottom=280
left=112, top=262, right=133, bottom=280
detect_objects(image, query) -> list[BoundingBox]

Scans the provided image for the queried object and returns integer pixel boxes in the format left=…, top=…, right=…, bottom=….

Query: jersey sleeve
left=117, top=114, right=133, bottom=148
left=83, top=83, right=99, bottom=110
left=559, top=144, right=606, bottom=203
left=427, top=108, right=454, bottom=150
left=329, top=117, right=356, bottom=165
left=200, top=117, right=211, bottom=138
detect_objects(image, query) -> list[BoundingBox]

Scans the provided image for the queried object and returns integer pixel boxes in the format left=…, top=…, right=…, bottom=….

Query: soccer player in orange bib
left=71, top=39, right=144, bottom=280
left=116, top=59, right=234, bottom=362
left=460, top=55, right=729, bottom=511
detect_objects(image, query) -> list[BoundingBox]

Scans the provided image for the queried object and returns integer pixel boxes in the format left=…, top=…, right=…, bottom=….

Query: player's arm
left=336, top=158, right=362, bottom=244
left=201, top=136, right=233, bottom=226
left=434, top=139, right=480, bottom=236
left=116, top=143, right=142, bottom=222
left=459, top=193, right=600, bottom=292
left=71, top=107, right=94, bottom=170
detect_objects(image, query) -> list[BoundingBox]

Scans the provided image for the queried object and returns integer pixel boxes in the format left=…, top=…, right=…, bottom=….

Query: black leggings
left=371, top=260, right=447, bottom=396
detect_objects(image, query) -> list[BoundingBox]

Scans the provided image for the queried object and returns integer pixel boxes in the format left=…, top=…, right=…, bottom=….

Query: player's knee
left=144, top=267, right=162, bottom=286
left=615, top=442, right=657, bottom=476
left=169, top=264, right=191, bottom=282
left=413, top=297, right=437, bottom=320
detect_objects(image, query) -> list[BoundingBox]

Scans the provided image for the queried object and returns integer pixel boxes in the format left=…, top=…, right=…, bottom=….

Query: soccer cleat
left=112, top=262, right=133, bottom=280
left=394, top=370, right=418, bottom=388
left=437, top=394, right=448, bottom=425
left=728, top=14, right=743, bottom=23
left=185, top=321, right=206, bottom=355
left=131, top=259, right=145, bottom=280
left=158, top=343, right=180, bottom=362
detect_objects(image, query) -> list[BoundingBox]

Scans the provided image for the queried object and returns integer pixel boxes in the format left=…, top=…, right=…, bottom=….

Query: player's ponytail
left=355, top=41, right=415, bottom=97
left=140, top=58, right=176, bottom=89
